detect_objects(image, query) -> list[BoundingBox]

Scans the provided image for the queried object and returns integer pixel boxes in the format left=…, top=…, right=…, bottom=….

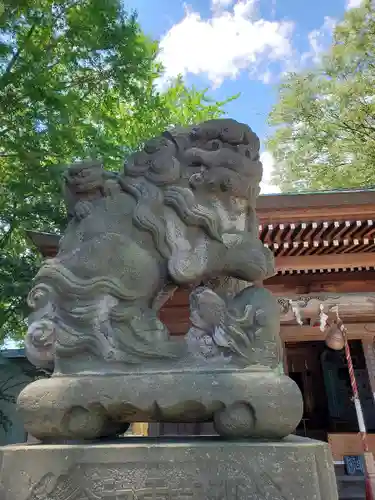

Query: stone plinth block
left=0, top=436, right=338, bottom=499
left=17, top=370, right=303, bottom=441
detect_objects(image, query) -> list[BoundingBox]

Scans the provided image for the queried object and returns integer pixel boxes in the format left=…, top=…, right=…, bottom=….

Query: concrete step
left=336, top=475, right=366, bottom=499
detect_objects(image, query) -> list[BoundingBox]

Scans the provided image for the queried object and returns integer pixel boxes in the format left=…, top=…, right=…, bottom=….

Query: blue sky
left=123, top=0, right=361, bottom=192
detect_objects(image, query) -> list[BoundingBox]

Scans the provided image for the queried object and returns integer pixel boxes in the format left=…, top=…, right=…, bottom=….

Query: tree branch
left=1, top=23, right=36, bottom=85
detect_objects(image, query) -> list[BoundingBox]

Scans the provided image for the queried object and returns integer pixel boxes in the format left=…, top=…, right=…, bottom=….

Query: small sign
left=344, top=455, right=365, bottom=476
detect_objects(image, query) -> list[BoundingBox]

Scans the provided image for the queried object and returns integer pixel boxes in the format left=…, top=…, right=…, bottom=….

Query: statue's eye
left=211, top=140, right=221, bottom=151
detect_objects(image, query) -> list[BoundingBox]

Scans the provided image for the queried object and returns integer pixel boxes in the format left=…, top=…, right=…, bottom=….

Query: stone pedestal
left=17, top=371, right=303, bottom=441
left=0, top=435, right=338, bottom=499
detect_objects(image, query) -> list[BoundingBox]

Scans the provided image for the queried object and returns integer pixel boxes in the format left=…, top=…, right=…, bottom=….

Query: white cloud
left=260, top=151, right=281, bottom=194
left=346, top=0, right=363, bottom=9
left=158, top=0, right=294, bottom=88
left=301, top=16, right=336, bottom=66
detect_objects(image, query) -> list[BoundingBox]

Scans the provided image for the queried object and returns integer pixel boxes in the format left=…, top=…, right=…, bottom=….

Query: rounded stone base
left=17, top=370, right=303, bottom=441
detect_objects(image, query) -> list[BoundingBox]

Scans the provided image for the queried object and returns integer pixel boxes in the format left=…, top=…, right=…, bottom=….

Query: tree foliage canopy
left=267, top=0, right=375, bottom=191
left=0, top=0, right=231, bottom=343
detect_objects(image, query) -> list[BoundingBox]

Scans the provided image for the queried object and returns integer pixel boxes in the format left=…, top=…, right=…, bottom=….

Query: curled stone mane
left=26, top=118, right=269, bottom=370
left=117, top=119, right=263, bottom=258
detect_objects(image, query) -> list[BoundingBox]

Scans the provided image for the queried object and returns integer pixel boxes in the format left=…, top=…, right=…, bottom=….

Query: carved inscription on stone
left=93, top=479, right=242, bottom=499
left=27, top=470, right=292, bottom=500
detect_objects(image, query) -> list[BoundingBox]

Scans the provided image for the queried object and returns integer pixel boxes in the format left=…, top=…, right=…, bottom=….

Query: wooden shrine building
left=26, top=188, right=375, bottom=470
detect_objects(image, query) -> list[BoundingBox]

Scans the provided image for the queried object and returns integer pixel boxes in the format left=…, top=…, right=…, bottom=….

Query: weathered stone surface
left=17, top=370, right=302, bottom=441
left=21, top=118, right=303, bottom=440
left=0, top=436, right=338, bottom=499
left=186, top=285, right=283, bottom=368
left=25, top=118, right=274, bottom=372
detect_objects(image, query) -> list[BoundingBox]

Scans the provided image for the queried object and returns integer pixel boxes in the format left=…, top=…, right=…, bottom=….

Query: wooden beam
left=276, top=252, right=375, bottom=272
left=258, top=205, right=375, bottom=224
left=277, top=293, right=375, bottom=324
left=257, top=190, right=375, bottom=224
left=258, top=190, right=375, bottom=211
left=281, top=323, right=375, bottom=342
left=265, top=269, right=375, bottom=294
left=169, top=322, right=375, bottom=340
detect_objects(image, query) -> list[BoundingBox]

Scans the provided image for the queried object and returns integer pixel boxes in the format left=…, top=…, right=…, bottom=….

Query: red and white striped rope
left=331, top=306, right=374, bottom=499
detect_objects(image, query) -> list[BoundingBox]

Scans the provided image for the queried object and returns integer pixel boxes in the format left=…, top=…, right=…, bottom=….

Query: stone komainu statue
left=20, top=119, right=303, bottom=441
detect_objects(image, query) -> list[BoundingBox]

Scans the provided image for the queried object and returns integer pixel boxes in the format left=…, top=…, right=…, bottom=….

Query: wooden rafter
left=276, top=252, right=375, bottom=273
left=265, top=269, right=375, bottom=294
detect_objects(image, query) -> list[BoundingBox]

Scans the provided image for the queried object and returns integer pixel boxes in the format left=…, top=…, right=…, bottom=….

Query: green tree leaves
left=0, top=0, right=229, bottom=343
left=267, top=0, right=375, bottom=192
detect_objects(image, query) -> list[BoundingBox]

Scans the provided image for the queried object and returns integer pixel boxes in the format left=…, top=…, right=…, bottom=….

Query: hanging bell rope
left=328, top=306, right=375, bottom=500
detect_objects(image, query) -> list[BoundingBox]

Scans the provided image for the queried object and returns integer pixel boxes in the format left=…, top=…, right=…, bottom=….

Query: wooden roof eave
left=257, top=189, right=375, bottom=224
